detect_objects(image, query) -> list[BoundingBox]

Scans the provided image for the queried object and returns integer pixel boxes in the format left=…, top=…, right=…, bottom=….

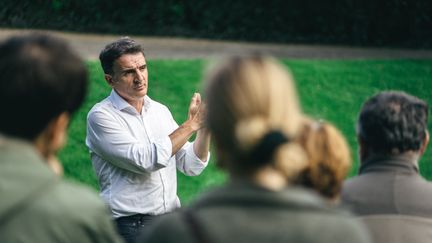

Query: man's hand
left=188, top=92, right=201, bottom=119
left=187, top=93, right=206, bottom=132
left=169, top=92, right=208, bottom=156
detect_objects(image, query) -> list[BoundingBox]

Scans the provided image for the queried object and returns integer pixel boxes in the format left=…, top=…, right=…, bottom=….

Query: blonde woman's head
left=204, top=55, right=307, bottom=180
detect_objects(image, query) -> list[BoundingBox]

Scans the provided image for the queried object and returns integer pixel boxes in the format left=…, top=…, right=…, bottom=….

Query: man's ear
left=357, top=136, right=369, bottom=162
left=419, top=130, right=429, bottom=155
left=105, top=74, right=114, bottom=86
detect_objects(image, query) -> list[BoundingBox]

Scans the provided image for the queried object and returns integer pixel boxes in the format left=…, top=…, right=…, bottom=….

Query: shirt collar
left=359, top=153, right=420, bottom=175
left=191, top=181, right=329, bottom=211
left=108, top=89, right=153, bottom=113
left=143, top=95, right=153, bottom=112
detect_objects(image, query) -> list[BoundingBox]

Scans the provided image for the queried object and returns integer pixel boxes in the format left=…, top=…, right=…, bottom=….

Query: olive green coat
left=0, top=138, right=123, bottom=243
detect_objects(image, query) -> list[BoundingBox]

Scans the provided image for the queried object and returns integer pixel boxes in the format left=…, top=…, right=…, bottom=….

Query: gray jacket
left=341, top=154, right=432, bottom=217
left=359, top=215, right=432, bottom=243
left=140, top=181, right=371, bottom=243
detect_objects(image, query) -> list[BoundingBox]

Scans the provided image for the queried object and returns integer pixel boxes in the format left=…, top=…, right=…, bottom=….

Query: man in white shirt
left=86, top=37, right=211, bottom=243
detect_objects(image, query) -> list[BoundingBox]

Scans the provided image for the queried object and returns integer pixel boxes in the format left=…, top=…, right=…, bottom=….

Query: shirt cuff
left=154, top=136, right=173, bottom=167
left=186, top=142, right=210, bottom=164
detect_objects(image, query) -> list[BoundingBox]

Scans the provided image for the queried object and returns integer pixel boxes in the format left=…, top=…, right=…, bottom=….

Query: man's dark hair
left=357, top=91, right=429, bottom=155
left=99, top=37, right=145, bottom=75
left=0, top=33, right=88, bottom=140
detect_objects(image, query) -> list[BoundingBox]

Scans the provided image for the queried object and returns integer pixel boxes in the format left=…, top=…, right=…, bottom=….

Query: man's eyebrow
left=117, top=62, right=147, bottom=74
left=120, top=67, right=136, bottom=73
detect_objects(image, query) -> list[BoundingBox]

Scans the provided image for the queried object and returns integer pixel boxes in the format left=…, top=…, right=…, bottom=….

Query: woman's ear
left=33, top=112, right=70, bottom=175
left=48, top=112, right=70, bottom=152
left=34, top=112, right=70, bottom=157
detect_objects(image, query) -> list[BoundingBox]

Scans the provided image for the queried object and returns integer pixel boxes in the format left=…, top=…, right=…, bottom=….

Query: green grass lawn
left=59, top=59, right=432, bottom=204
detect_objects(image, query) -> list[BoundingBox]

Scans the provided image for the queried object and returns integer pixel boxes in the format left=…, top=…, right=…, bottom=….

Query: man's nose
left=133, top=77, right=141, bottom=84
left=134, top=70, right=145, bottom=83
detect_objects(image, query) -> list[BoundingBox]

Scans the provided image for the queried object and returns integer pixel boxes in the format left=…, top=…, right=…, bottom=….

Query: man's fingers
left=195, top=93, right=201, bottom=104
left=189, top=93, right=202, bottom=112
left=191, top=93, right=201, bottom=106
left=199, top=102, right=207, bottom=115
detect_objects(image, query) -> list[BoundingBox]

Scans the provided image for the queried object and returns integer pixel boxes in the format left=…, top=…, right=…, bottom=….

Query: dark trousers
left=115, top=214, right=158, bottom=243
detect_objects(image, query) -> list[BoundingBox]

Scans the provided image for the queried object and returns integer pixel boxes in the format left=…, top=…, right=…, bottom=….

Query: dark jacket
left=0, top=138, right=123, bottom=243
left=341, top=154, right=432, bottom=217
left=140, top=181, right=371, bottom=243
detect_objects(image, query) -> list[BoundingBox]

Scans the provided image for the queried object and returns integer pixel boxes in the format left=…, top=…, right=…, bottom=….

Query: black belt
left=116, top=214, right=156, bottom=223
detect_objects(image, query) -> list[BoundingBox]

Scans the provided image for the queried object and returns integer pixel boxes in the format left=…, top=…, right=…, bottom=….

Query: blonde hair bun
left=235, top=116, right=269, bottom=152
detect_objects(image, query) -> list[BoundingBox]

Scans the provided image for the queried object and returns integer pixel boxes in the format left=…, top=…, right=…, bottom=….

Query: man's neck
left=113, top=90, right=145, bottom=114
left=250, top=166, right=287, bottom=191
left=129, top=99, right=144, bottom=114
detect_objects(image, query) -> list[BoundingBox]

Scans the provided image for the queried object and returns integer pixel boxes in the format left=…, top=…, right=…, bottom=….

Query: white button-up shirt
left=86, top=90, right=209, bottom=218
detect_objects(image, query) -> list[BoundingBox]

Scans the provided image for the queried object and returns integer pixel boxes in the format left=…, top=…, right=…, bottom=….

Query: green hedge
left=1, top=0, right=431, bottom=48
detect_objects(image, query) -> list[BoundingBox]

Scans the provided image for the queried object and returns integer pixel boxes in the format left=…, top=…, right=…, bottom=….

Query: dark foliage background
left=1, top=0, right=431, bottom=48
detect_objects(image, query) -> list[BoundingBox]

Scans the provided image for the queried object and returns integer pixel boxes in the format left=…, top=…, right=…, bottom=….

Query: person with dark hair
left=0, top=34, right=122, bottom=242
left=86, top=37, right=211, bottom=243
left=341, top=91, right=431, bottom=216
left=138, top=55, right=371, bottom=243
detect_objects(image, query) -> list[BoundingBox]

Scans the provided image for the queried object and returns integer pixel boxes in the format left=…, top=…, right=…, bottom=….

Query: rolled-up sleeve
left=86, top=110, right=173, bottom=174
left=175, top=140, right=209, bottom=176
left=161, top=108, right=209, bottom=176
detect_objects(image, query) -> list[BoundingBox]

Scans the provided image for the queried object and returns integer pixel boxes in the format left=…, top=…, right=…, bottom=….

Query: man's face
left=106, top=52, right=148, bottom=103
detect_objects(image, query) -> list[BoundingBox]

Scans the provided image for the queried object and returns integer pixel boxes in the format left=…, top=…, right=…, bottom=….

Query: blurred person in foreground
left=296, top=119, right=352, bottom=203
left=0, top=34, right=122, bottom=243
left=342, top=91, right=431, bottom=216
left=138, top=55, right=371, bottom=243
left=86, top=37, right=210, bottom=243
